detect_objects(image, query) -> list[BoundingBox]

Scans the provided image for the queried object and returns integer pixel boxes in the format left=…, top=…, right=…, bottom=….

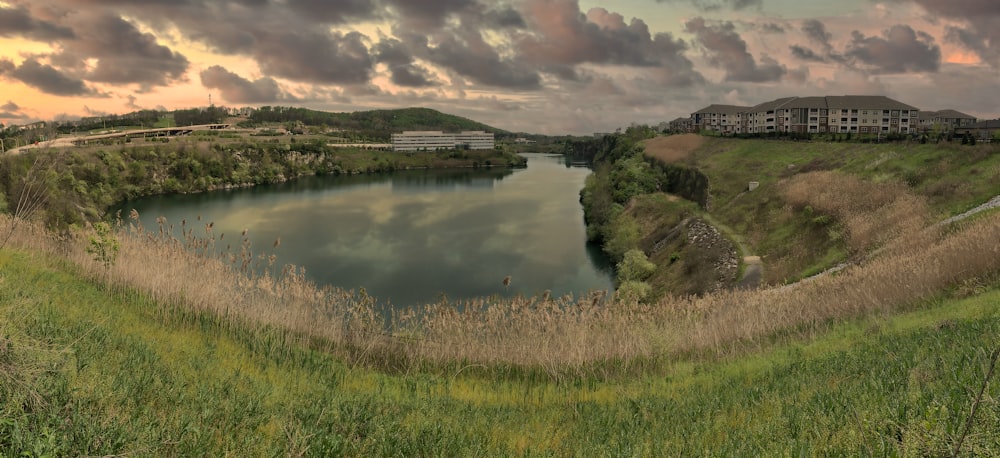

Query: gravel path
left=939, top=195, right=1000, bottom=225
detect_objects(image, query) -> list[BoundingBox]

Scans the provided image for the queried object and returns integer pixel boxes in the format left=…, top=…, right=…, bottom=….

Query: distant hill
left=248, top=106, right=509, bottom=139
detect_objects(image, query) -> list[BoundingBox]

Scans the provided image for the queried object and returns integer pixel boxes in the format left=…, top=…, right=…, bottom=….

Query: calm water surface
left=120, top=154, right=614, bottom=309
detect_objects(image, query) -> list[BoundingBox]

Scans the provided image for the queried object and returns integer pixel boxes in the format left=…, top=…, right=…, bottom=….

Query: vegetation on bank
left=3, top=115, right=1000, bottom=454
left=0, top=138, right=524, bottom=228
left=575, top=131, right=1000, bottom=298
left=2, top=238, right=999, bottom=455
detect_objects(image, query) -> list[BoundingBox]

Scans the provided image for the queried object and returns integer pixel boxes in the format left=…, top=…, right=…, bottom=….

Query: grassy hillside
left=3, top=248, right=999, bottom=455
left=645, top=136, right=1000, bottom=286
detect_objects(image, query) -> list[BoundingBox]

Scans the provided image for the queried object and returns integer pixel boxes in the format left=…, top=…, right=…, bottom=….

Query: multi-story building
left=391, top=131, right=495, bottom=152
left=693, top=96, right=919, bottom=135
left=825, top=96, right=918, bottom=135
left=918, top=110, right=977, bottom=134
left=667, top=117, right=693, bottom=133
left=691, top=104, right=750, bottom=134
left=954, top=119, right=1000, bottom=142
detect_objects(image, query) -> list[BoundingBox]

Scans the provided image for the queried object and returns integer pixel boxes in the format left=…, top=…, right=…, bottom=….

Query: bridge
left=71, top=124, right=232, bottom=146
left=2, top=124, right=232, bottom=154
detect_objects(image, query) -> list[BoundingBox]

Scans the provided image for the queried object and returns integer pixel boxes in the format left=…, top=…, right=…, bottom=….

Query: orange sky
left=0, top=0, right=996, bottom=134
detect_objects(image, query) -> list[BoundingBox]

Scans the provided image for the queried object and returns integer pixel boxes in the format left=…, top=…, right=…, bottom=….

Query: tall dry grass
left=3, top=195, right=999, bottom=376
left=782, top=171, right=931, bottom=253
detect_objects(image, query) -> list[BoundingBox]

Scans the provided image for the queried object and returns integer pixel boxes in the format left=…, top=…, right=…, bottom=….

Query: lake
left=119, top=153, right=615, bottom=309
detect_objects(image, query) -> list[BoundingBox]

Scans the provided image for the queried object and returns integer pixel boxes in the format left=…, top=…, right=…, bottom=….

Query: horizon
left=0, top=0, right=998, bottom=135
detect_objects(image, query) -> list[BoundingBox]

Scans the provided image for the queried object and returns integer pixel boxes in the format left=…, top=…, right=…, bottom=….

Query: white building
left=391, top=131, right=495, bottom=152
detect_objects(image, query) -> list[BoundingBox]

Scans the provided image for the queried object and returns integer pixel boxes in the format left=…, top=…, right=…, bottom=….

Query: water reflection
left=119, top=154, right=614, bottom=309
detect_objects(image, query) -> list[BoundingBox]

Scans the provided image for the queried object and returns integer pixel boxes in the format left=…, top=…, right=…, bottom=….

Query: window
left=842, top=117, right=848, bottom=122
left=810, top=117, right=818, bottom=122
left=883, top=118, right=890, bottom=124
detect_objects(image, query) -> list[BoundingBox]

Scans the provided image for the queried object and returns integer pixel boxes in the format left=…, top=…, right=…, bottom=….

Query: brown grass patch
left=642, top=134, right=705, bottom=164
left=782, top=171, right=930, bottom=254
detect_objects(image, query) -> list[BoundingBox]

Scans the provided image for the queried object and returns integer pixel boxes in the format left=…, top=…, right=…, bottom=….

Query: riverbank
left=0, top=137, right=526, bottom=228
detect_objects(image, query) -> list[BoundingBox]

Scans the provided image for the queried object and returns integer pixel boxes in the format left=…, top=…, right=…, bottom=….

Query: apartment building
left=918, top=110, right=977, bottom=133
left=666, top=117, right=693, bottom=133
left=391, top=131, right=495, bottom=152
left=691, top=104, right=750, bottom=134
left=691, top=95, right=919, bottom=135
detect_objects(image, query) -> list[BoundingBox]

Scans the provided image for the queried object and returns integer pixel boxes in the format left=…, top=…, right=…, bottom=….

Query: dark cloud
left=845, top=25, right=941, bottom=74
left=654, top=0, right=761, bottom=10
left=418, top=29, right=542, bottom=89
left=383, top=0, right=476, bottom=32
left=0, top=58, right=97, bottom=96
left=1, top=101, right=20, bottom=112
left=790, top=45, right=826, bottom=62
left=684, top=17, right=785, bottom=82
left=909, top=0, right=1000, bottom=67
left=515, top=0, right=702, bottom=86
left=200, top=65, right=289, bottom=104
left=374, top=39, right=437, bottom=87
left=801, top=19, right=833, bottom=51
left=254, top=31, right=374, bottom=85
left=70, top=14, right=190, bottom=86
left=0, top=5, right=75, bottom=41
left=285, top=0, right=378, bottom=23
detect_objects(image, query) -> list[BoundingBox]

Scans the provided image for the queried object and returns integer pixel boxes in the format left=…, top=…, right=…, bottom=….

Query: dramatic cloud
left=654, top=0, right=762, bottom=10
left=908, top=0, right=1000, bottom=67
left=253, top=30, right=374, bottom=85
left=200, top=66, right=289, bottom=104
left=384, top=0, right=477, bottom=32
left=65, top=13, right=189, bottom=86
left=846, top=25, right=941, bottom=74
left=515, top=0, right=702, bottom=86
left=802, top=19, right=833, bottom=51
left=685, top=17, right=785, bottom=82
left=374, top=39, right=438, bottom=87
left=0, top=58, right=97, bottom=96
left=790, top=45, right=826, bottom=62
left=0, top=5, right=75, bottom=41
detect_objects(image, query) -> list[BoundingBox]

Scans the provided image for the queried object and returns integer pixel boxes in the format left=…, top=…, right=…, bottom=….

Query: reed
left=2, top=193, right=998, bottom=377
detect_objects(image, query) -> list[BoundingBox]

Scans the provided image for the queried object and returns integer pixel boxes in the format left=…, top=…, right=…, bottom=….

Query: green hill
left=247, top=106, right=509, bottom=140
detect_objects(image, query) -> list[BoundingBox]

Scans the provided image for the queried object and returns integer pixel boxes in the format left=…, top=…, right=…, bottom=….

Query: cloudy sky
left=0, top=0, right=997, bottom=134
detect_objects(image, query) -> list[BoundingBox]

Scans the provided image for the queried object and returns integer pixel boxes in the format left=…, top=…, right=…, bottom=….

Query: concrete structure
left=391, top=131, right=495, bottom=152
left=691, top=95, right=920, bottom=135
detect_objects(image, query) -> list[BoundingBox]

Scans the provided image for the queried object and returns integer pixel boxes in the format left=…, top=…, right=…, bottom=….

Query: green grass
left=3, top=248, right=999, bottom=455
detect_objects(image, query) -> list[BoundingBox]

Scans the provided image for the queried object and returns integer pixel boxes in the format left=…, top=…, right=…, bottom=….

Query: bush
left=618, top=249, right=656, bottom=283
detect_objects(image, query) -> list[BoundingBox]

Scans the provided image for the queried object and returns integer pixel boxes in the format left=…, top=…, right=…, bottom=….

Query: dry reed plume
left=782, top=171, right=931, bottom=254
left=2, top=188, right=999, bottom=376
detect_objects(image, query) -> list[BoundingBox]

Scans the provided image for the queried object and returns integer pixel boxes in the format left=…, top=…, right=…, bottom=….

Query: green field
left=2, top=249, right=998, bottom=455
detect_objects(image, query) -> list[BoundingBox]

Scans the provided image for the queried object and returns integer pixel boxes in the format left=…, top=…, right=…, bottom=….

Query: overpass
left=71, top=124, right=232, bottom=146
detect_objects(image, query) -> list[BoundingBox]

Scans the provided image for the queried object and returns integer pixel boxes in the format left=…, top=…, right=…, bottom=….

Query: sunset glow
left=0, top=0, right=997, bottom=133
